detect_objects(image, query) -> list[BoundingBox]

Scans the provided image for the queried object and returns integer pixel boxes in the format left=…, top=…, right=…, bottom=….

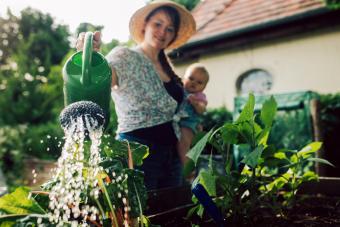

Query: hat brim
left=129, top=0, right=196, bottom=50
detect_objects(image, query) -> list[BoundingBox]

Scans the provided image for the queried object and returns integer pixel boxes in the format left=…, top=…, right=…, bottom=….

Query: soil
left=149, top=195, right=340, bottom=227
left=250, top=195, right=340, bottom=227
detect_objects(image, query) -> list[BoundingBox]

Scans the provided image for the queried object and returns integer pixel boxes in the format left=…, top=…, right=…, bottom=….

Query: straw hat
left=129, top=0, right=196, bottom=49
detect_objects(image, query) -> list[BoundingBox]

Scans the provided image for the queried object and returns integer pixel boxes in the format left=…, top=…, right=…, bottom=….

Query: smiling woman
left=76, top=0, right=196, bottom=190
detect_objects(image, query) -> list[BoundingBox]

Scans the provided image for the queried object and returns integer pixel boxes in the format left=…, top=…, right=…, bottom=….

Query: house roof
left=188, top=0, right=326, bottom=44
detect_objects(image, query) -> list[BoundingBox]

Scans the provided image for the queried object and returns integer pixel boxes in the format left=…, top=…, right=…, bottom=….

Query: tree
left=75, top=22, right=104, bottom=36
left=16, top=7, right=70, bottom=76
left=0, top=9, right=20, bottom=65
left=0, top=7, right=71, bottom=125
left=323, top=0, right=340, bottom=9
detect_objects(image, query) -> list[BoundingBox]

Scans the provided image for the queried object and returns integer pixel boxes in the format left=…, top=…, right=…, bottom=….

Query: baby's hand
left=187, top=94, right=207, bottom=114
left=187, top=94, right=199, bottom=104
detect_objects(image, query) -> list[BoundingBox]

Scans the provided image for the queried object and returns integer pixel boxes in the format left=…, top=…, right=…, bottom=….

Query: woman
left=77, top=0, right=196, bottom=190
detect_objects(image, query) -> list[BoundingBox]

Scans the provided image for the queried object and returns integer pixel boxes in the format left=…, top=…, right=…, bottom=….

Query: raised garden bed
left=146, top=177, right=340, bottom=227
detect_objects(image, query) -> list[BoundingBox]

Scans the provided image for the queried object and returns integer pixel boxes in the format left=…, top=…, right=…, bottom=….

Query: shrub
left=0, top=125, right=27, bottom=186
left=201, top=107, right=232, bottom=131
left=22, top=122, right=64, bottom=160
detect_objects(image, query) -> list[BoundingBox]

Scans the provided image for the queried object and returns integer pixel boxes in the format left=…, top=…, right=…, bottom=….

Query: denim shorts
left=116, top=133, right=183, bottom=190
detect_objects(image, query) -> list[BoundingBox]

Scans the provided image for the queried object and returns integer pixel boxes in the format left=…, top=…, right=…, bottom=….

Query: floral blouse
left=106, top=46, right=178, bottom=134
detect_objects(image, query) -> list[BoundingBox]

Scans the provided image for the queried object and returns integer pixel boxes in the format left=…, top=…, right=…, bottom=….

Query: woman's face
left=143, top=10, right=176, bottom=50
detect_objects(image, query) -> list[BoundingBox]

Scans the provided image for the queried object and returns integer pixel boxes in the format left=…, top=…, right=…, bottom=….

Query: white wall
left=174, top=28, right=340, bottom=110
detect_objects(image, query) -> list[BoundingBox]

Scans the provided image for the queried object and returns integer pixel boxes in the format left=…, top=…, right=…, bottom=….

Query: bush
left=22, top=122, right=64, bottom=160
left=201, top=107, right=232, bottom=131
left=0, top=125, right=27, bottom=186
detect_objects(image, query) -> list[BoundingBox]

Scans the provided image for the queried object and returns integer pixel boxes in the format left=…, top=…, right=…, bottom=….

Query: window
left=236, top=69, right=273, bottom=95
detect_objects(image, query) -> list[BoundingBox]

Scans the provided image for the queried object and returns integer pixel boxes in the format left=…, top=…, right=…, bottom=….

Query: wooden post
left=310, top=99, right=326, bottom=176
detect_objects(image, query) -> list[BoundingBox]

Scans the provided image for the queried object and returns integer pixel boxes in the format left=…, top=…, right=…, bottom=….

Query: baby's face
left=183, top=69, right=208, bottom=93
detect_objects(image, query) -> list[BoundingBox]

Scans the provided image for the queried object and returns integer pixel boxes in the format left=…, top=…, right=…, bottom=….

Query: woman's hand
left=75, top=31, right=101, bottom=51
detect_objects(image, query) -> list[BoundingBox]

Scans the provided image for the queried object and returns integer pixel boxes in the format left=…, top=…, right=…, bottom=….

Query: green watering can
left=62, top=32, right=112, bottom=129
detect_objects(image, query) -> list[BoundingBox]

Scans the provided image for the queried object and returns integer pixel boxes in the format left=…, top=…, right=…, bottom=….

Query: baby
left=177, top=63, right=209, bottom=165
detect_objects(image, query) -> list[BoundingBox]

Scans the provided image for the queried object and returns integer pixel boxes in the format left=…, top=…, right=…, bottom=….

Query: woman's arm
left=111, top=68, right=118, bottom=87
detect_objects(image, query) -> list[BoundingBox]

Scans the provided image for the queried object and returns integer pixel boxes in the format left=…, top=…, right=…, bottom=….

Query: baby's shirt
left=177, top=91, right=207, bottom=134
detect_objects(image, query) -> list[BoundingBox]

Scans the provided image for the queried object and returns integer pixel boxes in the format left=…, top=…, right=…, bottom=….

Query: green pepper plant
left=187, top=94, right=334, bottom=225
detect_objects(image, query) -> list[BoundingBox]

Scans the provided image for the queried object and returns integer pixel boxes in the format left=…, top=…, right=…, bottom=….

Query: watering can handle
left=81, top=32, right=93, bottom=86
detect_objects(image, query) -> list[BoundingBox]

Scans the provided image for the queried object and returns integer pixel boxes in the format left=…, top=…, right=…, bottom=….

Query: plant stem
left=133, top=182, right=144, bottom=227
left=98, top=177, right=119, bottom=227
left=94, top=197, right=106, bottom=220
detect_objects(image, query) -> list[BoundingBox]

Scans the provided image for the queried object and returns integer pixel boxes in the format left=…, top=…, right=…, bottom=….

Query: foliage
left=323, top=0, right=340, bottom=9
left=0, top=8, right=70, bottom=126
left=22, top=122, right=64, bottom=160
left=0, top=125, right=27, bottom=187
left=0, top=67, right=59, bottom=125
left=201, top=107, right=232, bottom=131
left=319, top=92, right=340, bottom=133
left=0, top=136, right=150, bottom=226
left=101, top=39, right=121, bottom=56
left=187, top=94, right=333, bottom=225
left=0, top=9, right=20, bottom=65
left=15, top=7, right=70, bottom=76
left=75, top=22, right=104, bottom=36
left=268, top=109, right=312, bottom=151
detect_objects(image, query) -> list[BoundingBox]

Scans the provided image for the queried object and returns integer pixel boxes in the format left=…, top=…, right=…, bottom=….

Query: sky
left=1, top=0, right=147, bottom=43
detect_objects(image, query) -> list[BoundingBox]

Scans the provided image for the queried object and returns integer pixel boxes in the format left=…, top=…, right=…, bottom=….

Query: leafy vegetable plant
left=187, top=94, right=334, bottom=225
left=0, top=135, right=150, bottom=227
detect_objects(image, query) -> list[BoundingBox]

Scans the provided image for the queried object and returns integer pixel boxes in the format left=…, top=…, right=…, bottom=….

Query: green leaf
left=0, top=214, right=47, bottom=227
left=300, top=171, right=318, bottom=182
left=0, top=187, right=46, bottom=215
left=220, top=123, right=239, bottom=144
left=241, top=146, right=264, bottom=168
left=237, top=121, right=254, bottom=144
left=236, top=93, right=255, bottom=123
left=187, top=129, right=213, bottom=165
left=290, top=154, right=298, bottom=163
left=307, top=157, right=335, bottom=167
left=260, top=96, right=277, bottom=129
left=298, top=142, right=322, bottom=158
left=257, top=128, right=269, bottom=146
left=199, top=170, right=216, bottom=196
left=183, top=158, right=195, bottom=177
left=274, top=152, right=287, bottom=160
left=129, top=142, right=149, bottom=166
left=261, top=145, right=277, bottom=159
left=262, top=173, right=289, bottom=192
left=103, top=140, right=149, bottom=166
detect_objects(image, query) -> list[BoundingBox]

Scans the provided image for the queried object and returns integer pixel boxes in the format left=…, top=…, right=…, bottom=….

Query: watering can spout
left=62, top=31, right=112, bottom=129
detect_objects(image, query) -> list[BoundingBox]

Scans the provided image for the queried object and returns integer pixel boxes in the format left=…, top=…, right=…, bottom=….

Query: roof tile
left=190, top=0, right=325, bottom=42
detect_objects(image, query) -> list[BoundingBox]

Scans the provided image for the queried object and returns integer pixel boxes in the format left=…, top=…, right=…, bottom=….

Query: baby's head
left=183, top=63, right=209, bottom=94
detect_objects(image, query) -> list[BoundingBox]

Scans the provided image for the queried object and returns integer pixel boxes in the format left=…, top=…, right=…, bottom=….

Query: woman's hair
left=146, top=6, right=182, bottom=85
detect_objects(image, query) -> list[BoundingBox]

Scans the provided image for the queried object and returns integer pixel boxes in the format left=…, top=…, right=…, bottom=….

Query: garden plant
left=187, top=94, right=334, bottom=226
left=0, top=105, right=150, bottom=227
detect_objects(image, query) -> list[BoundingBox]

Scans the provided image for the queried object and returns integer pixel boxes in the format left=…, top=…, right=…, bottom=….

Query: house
left=170, top=0, right=340, bottom=109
